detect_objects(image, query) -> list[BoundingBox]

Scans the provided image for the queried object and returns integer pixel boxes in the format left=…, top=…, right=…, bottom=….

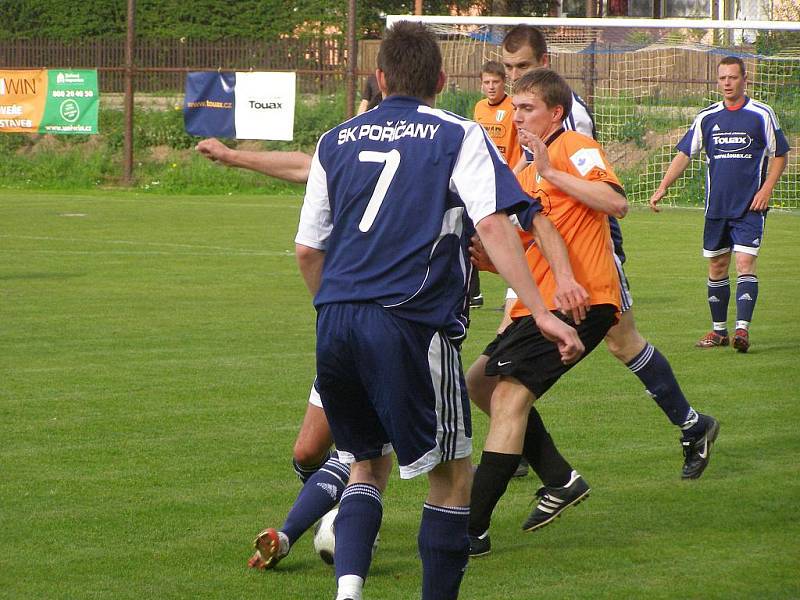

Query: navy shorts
left=483, top=305, right=617, bottom=399
left=315, top=302, right=472, bottom=479
left=703, top=212, right=766, bottom=258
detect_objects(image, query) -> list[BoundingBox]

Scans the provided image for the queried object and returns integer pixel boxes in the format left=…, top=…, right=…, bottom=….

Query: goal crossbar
left=386, top=15, right=800, bottom=32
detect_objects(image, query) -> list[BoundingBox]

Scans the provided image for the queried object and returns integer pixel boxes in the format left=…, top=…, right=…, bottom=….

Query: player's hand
left=524, top=133, right=553, bottom=178
left=534, top=312, right=584, bottom=365
left=649, top=188, right=666, bottom=212
left=553, top=277, right=590, bottom=325
left=469, top=235, right=498, bottom=274
left=196, top=138, right=231, bottom=165
left=750, top=188, right=771, bottom=212
left=517, top=127, right=534, bottom=149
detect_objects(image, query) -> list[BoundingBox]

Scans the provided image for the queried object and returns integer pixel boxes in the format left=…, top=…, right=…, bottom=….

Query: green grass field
left=1, top=191, right=799, bottom=599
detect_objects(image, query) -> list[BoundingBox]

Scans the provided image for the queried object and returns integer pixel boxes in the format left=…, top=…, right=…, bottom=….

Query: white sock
left=336, top=574, right=364, bottom=600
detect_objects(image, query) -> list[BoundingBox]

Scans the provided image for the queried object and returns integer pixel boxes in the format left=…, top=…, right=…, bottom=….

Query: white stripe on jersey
left=295, top=137, right=332, bottom=250
left=743, top=101, right=779, bottom=156
left=564, top=93, right=594, bottom=138
left=418, top=105, right=508, bottom=226
left=687, top=102, right=726, bottom=157
left=749, top=98, right=782, bottom=132
left=382, top=206, right=465, bottom=312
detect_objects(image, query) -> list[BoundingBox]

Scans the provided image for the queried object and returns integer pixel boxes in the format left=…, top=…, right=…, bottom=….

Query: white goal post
left=386, top=15, right=800, bottom=208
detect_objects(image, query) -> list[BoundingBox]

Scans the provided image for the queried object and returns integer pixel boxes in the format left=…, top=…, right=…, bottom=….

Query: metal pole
left=346, top=0, right=357, bottom=119
left=123, top=0, right=135, bottom=185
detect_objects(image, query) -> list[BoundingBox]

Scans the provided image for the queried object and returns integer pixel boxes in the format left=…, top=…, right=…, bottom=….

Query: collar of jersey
left=724, top=95, right=750, bottom=111
left=380, top=95, right=430, bottom=108
left=544, top=128, right=566, bottom=146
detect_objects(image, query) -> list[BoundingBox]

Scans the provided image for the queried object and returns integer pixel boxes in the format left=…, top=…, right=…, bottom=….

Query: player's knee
left=429, top=458, right=473, bottom=505
left=708, top=255, right=731, bottom=279
left=292, top=439, right=330, bottom=467
left=605, top=326, right=645, bottom=364
left=350, top=455, right=392, bottom=491
left=734, top=256, right=756, bottom=276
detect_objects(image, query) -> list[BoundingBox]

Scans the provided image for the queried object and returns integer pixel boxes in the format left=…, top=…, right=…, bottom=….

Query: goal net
left=387, top=15, right=800, bottom=209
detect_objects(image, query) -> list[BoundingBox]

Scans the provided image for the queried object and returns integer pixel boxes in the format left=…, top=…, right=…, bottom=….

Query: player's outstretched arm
left=195, top=138, right=312, bottom=184
left=750, top=154, right=788, bottom=211
left=475, top=213, right=584, bottom=364
left=530, top=213, right=590, bottom=324
left=649, top=152, right=691, bottom=212
left=523, top=133, right=627, bottom=218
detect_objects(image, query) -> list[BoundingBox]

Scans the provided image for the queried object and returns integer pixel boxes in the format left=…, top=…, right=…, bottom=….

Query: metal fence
left=0, top=37, right=352, bottom=95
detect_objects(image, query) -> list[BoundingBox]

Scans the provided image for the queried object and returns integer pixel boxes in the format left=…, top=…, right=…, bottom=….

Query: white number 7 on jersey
left=358, top=149, right=401, bottom=232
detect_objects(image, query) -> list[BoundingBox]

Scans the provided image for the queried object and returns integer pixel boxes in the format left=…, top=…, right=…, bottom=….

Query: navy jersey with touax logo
left=296, top=95, right=537, bottom=340
left=676, top=96, right=790, bottom=219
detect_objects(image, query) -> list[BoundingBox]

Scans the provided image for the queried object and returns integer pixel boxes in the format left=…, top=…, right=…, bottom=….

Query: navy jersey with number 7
left=296, top=95, right=537, bottom=340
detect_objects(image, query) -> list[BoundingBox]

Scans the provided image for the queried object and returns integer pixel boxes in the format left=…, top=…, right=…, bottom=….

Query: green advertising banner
left=41, top=70, right=99, bottom=134
left=0, top=69, right=98, bottom=134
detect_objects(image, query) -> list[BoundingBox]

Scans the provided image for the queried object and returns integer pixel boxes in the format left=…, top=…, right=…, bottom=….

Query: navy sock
left=334, top=483, right=383, bottom=584
left=293, top=450, right=331, bottom=483
left=282, top=454, right=350, bottom=545
left=626, top=343, right=693, bottom=427
left=735, top=274, right=759, bottom=326
left=418, top=503, right=470, bottom=600
left=523, top=407, right=573, bottom=487
left=468, top=451, right=520, bottom=537
left=707, top=277, right=730, bottom=334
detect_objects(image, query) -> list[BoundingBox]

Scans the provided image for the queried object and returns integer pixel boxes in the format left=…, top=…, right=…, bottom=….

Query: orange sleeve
left=561, top=134, right=622, bottom=188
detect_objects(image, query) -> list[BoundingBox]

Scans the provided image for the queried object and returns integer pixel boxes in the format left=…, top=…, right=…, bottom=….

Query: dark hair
left=377, top=22, right=442, bottom=99
left=513, top=68, right=572, bottom=122
left=480, top=60, right=506, bottom=79
left=502, top=25, right=548, bottom=62
left=719, top=55, right=746, bottom=76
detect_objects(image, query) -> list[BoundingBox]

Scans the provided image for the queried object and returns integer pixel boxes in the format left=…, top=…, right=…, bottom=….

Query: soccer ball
left=312, top=507, right=380, bottom=566
left=313, top=508, right=338, bottom=565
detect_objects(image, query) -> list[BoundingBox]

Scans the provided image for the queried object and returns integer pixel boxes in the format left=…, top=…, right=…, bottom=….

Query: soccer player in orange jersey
left=468, top=68, right=627, bottom=556
left=469, top=61, right=524, bottom=308
left=473, top=60, right=523, bottom=170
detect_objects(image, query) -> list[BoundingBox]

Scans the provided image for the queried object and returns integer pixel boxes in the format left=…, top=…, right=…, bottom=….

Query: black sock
left=523, top=407, right=573, bottom=488
left=468, top=451, right=520, bottom=537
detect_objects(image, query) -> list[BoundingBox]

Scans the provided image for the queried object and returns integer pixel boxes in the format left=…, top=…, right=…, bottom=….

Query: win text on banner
left=0, top=69, right=99, bottom=134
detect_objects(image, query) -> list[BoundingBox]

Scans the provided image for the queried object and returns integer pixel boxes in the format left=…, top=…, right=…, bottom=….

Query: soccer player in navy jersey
left=651, top=55, right=789, bottom=354
left=295, top=22, right=583, bottom=600
left=197, top=24, right=722, bottom=573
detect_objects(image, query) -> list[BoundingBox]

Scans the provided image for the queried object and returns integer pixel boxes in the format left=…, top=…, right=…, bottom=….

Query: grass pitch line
left=0, top=234, right=294, bottom=256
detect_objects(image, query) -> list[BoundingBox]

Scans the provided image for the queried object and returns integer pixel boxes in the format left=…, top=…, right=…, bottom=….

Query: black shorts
left=483, top=305, right=617, bottom=399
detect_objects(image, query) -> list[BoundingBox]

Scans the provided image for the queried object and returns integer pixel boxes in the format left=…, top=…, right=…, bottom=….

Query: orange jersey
left=473, top=95, right=522, bottom=168
left=511, top=129, right=622, bottom=318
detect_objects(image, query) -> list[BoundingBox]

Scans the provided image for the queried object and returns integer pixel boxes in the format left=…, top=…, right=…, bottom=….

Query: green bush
left=437, top=90, right=483, bottom=118
left=0, top=92, right=349, bottom=193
